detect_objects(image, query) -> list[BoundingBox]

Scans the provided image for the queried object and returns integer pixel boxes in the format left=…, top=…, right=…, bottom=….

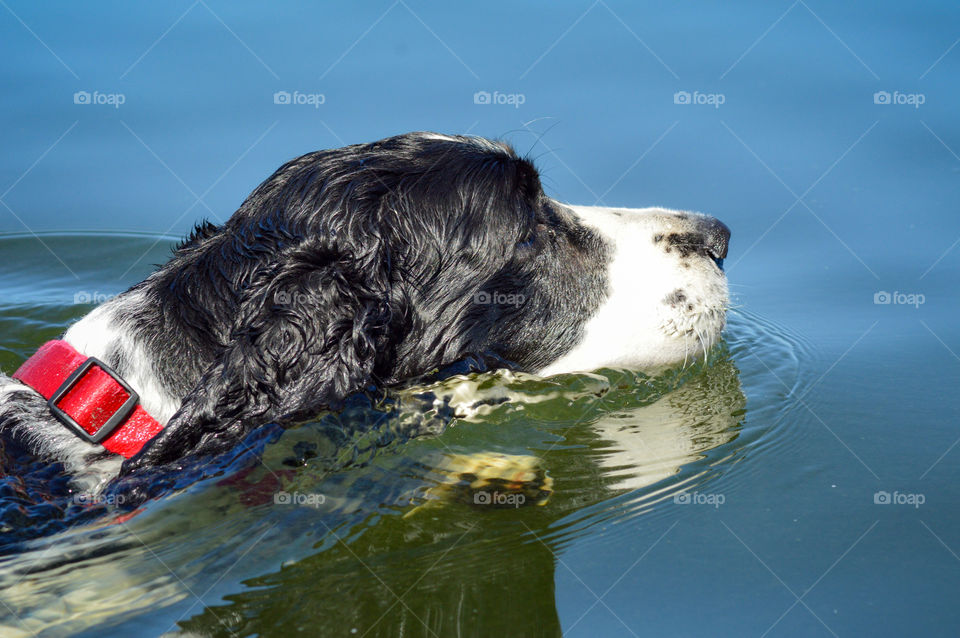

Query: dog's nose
left=699, top=217, right=730, bottom=260
left=664, top=216, right=731, bottom=262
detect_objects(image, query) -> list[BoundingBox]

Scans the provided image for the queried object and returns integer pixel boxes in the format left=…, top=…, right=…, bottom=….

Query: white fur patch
left=538, top=205, right=728, bottom=375
left=63, top=290, right=180, bottom=424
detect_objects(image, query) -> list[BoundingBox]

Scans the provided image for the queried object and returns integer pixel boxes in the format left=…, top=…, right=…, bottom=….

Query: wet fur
left=0, top=133, right=609, bottom=485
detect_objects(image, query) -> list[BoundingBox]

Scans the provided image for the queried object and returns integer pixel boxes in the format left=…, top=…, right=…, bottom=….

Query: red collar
left=13, top=340, right=164, bottom=458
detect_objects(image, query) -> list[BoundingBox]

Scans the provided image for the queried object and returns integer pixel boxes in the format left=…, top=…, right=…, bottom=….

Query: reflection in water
left=580, top=358, right=744, bottom=492
left=172, top=354, right=745, bottom=638
left=0, top=347, right=746, bottom=637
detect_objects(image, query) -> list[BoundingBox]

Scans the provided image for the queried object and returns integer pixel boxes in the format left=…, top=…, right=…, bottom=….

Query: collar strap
left=12, top=340, right=164, bottom=458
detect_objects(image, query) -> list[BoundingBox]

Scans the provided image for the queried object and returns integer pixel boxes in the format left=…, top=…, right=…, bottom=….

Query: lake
left=1, top=1, right=958, bottom=636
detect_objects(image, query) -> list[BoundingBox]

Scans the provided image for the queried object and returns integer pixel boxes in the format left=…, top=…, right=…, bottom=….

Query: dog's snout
left=700, top=217, right=730, bottom=260
left=662, top=216, right=731, bottom=262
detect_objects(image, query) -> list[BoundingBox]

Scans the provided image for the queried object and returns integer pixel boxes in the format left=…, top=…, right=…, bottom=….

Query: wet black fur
left=120, top=133, right=609, bottom=472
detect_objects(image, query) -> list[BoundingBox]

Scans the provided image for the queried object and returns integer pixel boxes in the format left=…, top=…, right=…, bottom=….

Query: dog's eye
left=517, top=223, right=557, bottom=250
left=517, top=223, right=546, bottom=249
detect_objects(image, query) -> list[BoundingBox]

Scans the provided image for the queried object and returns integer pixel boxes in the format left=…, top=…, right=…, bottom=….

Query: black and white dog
left=0, top=132, right=729, bottom=493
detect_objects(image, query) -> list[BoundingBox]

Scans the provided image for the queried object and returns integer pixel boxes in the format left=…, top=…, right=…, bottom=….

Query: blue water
left=1, top=1, right=959, bottom=636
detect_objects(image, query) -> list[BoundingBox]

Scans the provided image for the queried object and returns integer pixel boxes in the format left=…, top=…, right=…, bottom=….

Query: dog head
left=218, top=132, right=726, bottom=375
left=126, top=132, right=729, bottom=466
left=174, top=132, right=728, bottom=383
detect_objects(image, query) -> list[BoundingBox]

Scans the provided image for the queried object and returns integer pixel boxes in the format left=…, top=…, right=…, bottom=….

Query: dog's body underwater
left=0, top=132, right=730, bottom=493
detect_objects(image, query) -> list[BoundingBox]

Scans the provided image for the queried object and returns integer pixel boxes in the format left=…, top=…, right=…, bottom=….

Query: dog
left=0, top=132, right=730, bottom=495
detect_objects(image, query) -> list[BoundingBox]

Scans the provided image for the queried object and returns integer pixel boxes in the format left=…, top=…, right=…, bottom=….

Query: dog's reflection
left=170, top=356, right=745, bottom=638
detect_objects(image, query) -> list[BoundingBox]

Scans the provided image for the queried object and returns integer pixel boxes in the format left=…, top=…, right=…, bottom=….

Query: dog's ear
left=121, top=237, right=395, bottom=471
